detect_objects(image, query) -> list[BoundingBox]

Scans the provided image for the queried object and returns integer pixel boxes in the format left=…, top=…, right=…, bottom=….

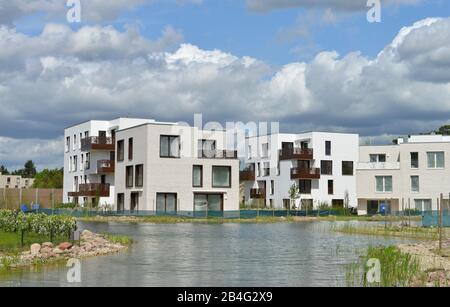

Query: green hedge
left=0, top=210, right=77, bottom=237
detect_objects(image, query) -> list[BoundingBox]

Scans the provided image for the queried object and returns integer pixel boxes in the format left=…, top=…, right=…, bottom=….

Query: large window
left=376, top=176, right=392, bottom=193
left=194, top=194, right=223, bottom=212
left=212, top=166, right=231, bottom=188
left=411, top=152, right=419, bottom=169
left=193, top=165, right=203, bottom=188
left=411, top=176, right=419, bottom=193
left=135, top=164, right=144, bottom=187
left=117, top=140, right=125, bottom=162
left=161, top=136, right=180, bottom=158
left=156, top=193, right=177, bottom=213
left=370, top=154, right=386, bottom=163
left=427, top=152, right=444, bottom=168
left=325, top=141, right=332, bottom=156
left=128, top=138, right=133, bottom=161
left=415, top=199, right=432, bottom=212
left=299, top=180, right=312, bottom=194
left=342, top=161, right=354, bottom=176
left=321, top=160, right=333, bottom=175
left=126, top=166, right=134, bottom=188
left=117, top=194, right=125, bottom=212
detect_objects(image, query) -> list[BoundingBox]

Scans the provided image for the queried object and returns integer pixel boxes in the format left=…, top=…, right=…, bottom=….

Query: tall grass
left=346, top=246, right=422, bottom=287
left=332, top=224, right=440, bottom=240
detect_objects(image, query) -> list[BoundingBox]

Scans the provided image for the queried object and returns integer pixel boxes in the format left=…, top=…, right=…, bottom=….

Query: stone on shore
left=30, top=243, right=41, bottom=255
left=58, top=242, right=73, bottom=251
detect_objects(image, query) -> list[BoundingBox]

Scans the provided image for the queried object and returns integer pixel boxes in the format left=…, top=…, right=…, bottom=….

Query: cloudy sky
left=0, top=0, right=450, bottom=170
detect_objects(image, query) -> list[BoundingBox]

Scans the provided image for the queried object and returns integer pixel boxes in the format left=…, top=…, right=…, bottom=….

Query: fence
left=0, top=188, right=63, bottom=210
left=423, top=211, right=450, bottom=227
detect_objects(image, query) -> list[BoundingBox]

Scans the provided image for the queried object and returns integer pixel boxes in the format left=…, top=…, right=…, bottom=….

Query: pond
left=0, top=221, right=421, bottom=287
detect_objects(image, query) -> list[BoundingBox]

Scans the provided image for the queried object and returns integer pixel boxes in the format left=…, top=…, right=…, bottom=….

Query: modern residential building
left=357, top=135, right=450, bottom=215
left=63, top=118, right=155, bottom=206
left=64, top=118, right=240, bottom=213
left=240, top=132, right=359, bottom=210
left=0, top=173, right=34, bottom=189
left=114, top=122, right=239, bottom=214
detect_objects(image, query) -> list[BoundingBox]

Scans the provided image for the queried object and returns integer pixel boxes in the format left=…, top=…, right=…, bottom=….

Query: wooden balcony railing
left=291, top=167, right=321, bottom=180
left=250, top=188, right=266, bottom=199
left=199, top=150, right=238, bottom=159
left=279, top=148, right=313, bottom=160
left=97, top=160, right=115, bottom=174
left=240, top=170, right=256, bottom=181
left=81, top=137, right=115, bottom=151
left=68, top=183, right=110, bottom=197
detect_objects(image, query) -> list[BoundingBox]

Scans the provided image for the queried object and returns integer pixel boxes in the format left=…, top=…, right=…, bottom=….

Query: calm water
left=0, top=221, right=420, bottom=287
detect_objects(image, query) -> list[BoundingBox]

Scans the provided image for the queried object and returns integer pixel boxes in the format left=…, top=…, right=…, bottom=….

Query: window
left=73, top=135, right=77, bottom=150
left=325, top=141, right=332, bottom=156
left=263, top=162, right=270, bottom=176
left=262, top=143, right=269, bottom=158
left=198, top=139, right=217, bottom=158
left=376, top=176, right=393, bottom=193
left=328, top=180, right=334, bottom=195
left=128, top=138, right=133, bottom=160
left=411, top=176, right=419, bottom=192
left=415, top=199, right=432, bottom=212
left=66, top=137, right=70, bottom=152
left=80, top=154, right=84, bottom=171
left=212, top=166, right=231, bottom=188
left=85, top=153, right=90, bottom=170
left=321, top=160, right=333, bottom=175
left=73, top=156, right=78, bottom=172
left=117, top=194, right=125, bottom=212
left=194, top=194, right=223, bottom=212
left=117, top=140, right=125, bottom=162
left=161, top=136, right=180, bottom=158
left=411, top=152, right=419, bottom=169
left=370, top=154, right=386, bottom=163
left=342, top=161, right=354, bottom=176
left=270, top=180, right=275, bottom=195
left=69, top=157, right=72, bottom=172
left=299, top=180, right=312, bottom=194
left=157, top=193, right=178, bottom=213
left=135, top=164, right=144, bottom=187
left=193, top=165, right=203, bottom=188
left=126, top=166, right=134, bottom=188
left=248, top=145, right=252, bottom=160
left=427, top=152, right=444, bottom=168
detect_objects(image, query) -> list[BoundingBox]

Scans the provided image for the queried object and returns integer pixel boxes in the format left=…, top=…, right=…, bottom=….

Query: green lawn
left=0, top=231, right=69, bottom=254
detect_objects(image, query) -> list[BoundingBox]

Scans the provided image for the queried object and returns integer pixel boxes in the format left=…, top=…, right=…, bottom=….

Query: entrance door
left=156, top=193, right=178, bottom=214
left=194, top=194, right=224, bottom=212
left=130, top=192, right=139, bottom=213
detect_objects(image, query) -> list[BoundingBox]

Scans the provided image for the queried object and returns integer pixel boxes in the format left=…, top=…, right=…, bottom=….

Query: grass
left=0, top=231, right=69, bottom=254
left=320, top=215, right=422, bottom=222
left=332, top=224, right=442, bottom=240
left=102, top=233, right=132, bottom=245
left=346, top=246, right=423, bottom=287
left=78, top=215, right=296, bottom=224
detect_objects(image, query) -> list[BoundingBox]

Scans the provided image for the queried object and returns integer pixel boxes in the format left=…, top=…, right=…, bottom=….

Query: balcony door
left=297, top=160, right=311, bottom=169
left=282, top=142, right=294, bottom=151
left=130, top=192, right=139, bottom=213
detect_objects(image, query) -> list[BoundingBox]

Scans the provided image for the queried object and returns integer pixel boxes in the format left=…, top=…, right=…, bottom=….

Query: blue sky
left=1, top=0, right=450, bottom=169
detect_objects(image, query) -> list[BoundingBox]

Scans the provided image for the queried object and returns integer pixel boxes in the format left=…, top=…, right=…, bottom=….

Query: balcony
left=81, top=137, right=115, bottom=151
left=97, top=160, right=115, bottom=174
left=198, top=150, right=238, bottom=159
left=240, top=170, right=256, bottom=181
left=250, top=188, right=266, bottom=199
left=279, top=148, right=313, bottom=160
left=291, top=167, right=321, bottom=180
left=357, top=162, right=401, bottom=170
left=68, top=183, right=110, bottom=197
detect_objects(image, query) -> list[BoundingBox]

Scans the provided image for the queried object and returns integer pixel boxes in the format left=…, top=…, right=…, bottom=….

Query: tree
left=11, top=160, right=37, bottom=178
left=435, top=125, right=450, bottom=136
left=288, top=183, right=300, bottom=211
left=32, top=168, right=63, bottom=189
left=0, top=165, right=9, bottom=175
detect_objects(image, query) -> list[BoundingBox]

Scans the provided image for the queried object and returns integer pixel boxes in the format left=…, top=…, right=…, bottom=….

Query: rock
left=83, top=242, right=93, bottom=252
left=30, top=243, right=41, bottom=255
left=42, top=242, right=53, bottom=249
left=58, top=242, right=73, bottom=251
left=82, top=230, right=94, bottom=237
left=52, top=248, right=64, bottom=255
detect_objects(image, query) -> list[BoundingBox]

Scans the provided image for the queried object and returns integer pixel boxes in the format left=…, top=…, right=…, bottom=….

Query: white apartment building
left=241, top=132, right=359, bottom=209
left=63, top=118, right=154, bottom=206
left=357, top=135, right=450, bottom=215
left=114, top=122, right=239, bottom=214
left=0, top=173, right=34, bottom=189
left=64, top=118, right=240, bottom=214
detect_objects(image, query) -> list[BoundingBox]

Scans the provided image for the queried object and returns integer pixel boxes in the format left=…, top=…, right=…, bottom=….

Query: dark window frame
left=328, top=180, right=334, bottom=195
left=212, top=166, right=232, bottom=188
left=193, top=165, right=203, bottom=188
left=160, top=135, right=181, bottom=158
left=299, top=180, right=312, bottom=194
left=117, top=193, right=125, bottom=212
left=342, top=161, right=354, bottom=176
left=411, top=152, right=419, bottom=169
left=321, top=160, right=333, bottom=175
left=128, top=138, right=134, bottom=161
left=117, top=140, right=125, bottom=162
left=135, top=164, right=144, bottom=188
left=325, top=141, right=332, bottom=156
left=126, top=165, right=134, bottom=188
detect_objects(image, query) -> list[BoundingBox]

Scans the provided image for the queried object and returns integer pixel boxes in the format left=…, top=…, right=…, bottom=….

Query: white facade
left=114, top=122, right=239, bottom=214
left=241, top=132, right=359, bottom=210
left=63, top=118, right=240, bottom=214
left=0, top=173, right=34, bottom=189
left=63, top=118, right=154, bottom=206
left=357, top=135, right=450, bottom=215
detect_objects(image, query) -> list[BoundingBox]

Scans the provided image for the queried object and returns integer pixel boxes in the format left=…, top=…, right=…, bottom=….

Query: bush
left=0, top=210, right=77, bottom=237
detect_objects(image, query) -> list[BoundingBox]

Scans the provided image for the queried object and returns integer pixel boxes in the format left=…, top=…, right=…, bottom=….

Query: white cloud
left=1, top=17, right=450, bottom=169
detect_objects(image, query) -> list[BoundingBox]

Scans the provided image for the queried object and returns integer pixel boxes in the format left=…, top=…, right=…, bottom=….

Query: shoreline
left=0, top=230, right=128, bottom=272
